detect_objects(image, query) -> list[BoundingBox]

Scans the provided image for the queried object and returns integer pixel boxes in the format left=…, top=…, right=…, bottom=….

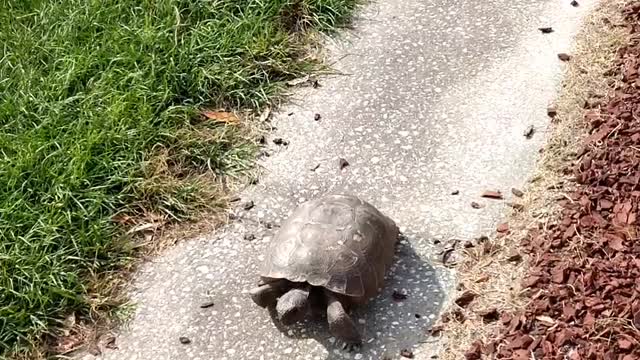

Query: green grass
left=0, top=0, right=357, bottom=357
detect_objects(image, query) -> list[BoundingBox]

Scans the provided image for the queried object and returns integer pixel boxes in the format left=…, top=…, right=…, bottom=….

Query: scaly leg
left=324, top=290, right=362, bottom=351
left=249, top=279, right=289, bottom=308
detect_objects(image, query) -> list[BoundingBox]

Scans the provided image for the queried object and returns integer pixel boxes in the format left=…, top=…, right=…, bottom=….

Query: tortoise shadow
left=265, top=236, right=450, bottom=360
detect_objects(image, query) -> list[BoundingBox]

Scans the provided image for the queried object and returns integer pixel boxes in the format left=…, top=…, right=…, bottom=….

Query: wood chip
left=496, top=223, right=509, bottom=233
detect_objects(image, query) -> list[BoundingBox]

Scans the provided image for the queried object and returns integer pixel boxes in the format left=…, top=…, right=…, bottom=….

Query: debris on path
left=523, top=125, right=536, bottom=139
left=392, top=290, right=408, bottom=301
left=511, top=188, right=524, bottom=197
left=199, top=301, right=215, bottom=309
left=400, top=349, right=414, bottom=358
left=242, top=200, right=255, bottom=211
left=273, top=137, right=289, bottom=146
left=338, top=158, right=350, bottom=170
left=478, top=4, right=640, bottom=358
left=286, top=75, right=320, bottom=88
left=481, top=190, right=504, bottom=200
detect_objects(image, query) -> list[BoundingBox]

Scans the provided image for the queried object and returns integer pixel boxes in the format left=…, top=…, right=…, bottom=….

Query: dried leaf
left=202, top=110, right=240, bottom=124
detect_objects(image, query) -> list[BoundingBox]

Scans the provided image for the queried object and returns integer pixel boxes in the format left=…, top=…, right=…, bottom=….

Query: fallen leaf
left=202, top=110, right=240, bottom=124
left=482, top=190, right=504, bottom=199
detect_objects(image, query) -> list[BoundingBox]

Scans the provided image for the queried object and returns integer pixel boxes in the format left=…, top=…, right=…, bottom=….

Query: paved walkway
left=80, top=0, right=593, bottom=359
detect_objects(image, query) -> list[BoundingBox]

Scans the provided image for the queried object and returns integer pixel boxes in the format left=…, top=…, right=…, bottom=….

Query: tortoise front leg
left=249, top=279, right=289, bottom=308
left=324, top=290, right=362, bottom=351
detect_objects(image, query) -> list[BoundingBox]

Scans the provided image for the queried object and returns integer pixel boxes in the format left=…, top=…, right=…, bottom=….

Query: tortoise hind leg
left=324, top=290, right=362, bottom=351
left=249, top=279, right=289, bottom=308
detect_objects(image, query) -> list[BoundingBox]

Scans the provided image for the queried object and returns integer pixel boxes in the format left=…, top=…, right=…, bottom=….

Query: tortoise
left=249, top=194, right=399, bottom=348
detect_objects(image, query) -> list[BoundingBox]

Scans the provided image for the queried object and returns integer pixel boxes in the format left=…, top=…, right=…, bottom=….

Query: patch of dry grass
left=436, top=1, right=630, bottom=358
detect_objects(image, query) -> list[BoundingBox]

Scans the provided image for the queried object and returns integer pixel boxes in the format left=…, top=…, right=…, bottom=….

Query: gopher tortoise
left=249, top=194, right=399, bottom=348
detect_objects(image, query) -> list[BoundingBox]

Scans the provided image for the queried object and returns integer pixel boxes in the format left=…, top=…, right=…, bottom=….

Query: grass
left=435, top=1, right=629, bottom=358
left=0, top=0, right=358, bottom=357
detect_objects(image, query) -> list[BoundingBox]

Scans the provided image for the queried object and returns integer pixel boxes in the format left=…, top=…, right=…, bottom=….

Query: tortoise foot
left=249, top=279, right=289, bottom=308
left=341, top=341, right=362, bottom=353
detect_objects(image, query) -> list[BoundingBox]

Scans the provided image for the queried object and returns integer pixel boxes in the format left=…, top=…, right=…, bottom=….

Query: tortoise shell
left=260, top=194, right=399, bottom=302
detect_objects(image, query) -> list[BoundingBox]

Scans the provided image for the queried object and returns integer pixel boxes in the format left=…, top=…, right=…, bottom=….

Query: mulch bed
left=466, top=3, right=640, bottom=359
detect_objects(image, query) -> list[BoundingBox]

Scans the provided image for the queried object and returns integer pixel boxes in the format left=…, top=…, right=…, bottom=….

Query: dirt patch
left=435, top=1, right=631, bottom=359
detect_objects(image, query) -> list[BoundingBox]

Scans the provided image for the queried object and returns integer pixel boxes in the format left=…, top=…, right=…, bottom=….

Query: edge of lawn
left=1, top=2, right=364, bottom=359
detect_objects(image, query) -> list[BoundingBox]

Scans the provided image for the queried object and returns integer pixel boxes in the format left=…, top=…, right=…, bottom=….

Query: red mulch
left=468, top=4, right=640, bottom=360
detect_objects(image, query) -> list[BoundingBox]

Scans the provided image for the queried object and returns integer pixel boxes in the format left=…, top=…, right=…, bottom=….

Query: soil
left=469, top=3, right=640, bottom=359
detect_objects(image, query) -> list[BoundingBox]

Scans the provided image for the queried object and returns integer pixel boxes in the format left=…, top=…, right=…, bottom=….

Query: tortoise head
left=276, top=287, right=310, bottom=325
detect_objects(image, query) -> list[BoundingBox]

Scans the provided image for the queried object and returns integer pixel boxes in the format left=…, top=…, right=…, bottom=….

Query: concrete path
left=80, top=1, right=593, bottom=359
